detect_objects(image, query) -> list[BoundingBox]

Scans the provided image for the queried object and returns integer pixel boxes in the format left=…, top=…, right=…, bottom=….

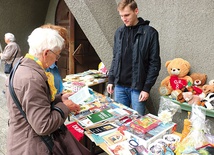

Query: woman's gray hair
left=27, top=27, right=64, bottom=56
left=5, top=33, right=16, bottom=42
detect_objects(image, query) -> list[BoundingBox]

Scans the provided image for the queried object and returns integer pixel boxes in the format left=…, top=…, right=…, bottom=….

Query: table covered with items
left=65, top=86, right=214, bottom=155
left=63, top=69, right=108, bottom=94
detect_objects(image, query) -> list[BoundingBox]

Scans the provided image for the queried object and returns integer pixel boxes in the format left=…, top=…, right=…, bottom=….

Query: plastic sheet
left=158, top=96, right=181, bottom=124
left=175, top=105, right=211, bottom=155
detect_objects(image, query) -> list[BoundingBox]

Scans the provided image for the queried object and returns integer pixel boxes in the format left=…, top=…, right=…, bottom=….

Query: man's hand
left=107, top=84, right=114, bottom=94
left=139, top=91, right=149, bottom=102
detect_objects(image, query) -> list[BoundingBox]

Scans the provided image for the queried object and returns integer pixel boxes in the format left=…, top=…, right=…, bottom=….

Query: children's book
left=118, top=122, right=149, bottom=139
left=103, top=131, right=127, bottom=146
left=130, top=114, right=161, bottom=134
left=89, top=123, right=118, bottom=136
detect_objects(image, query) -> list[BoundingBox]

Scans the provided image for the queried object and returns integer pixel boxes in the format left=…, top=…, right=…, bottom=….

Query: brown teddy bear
left=188, top=73, right=207, bottom=95
left=159, top=58, right=193, bottom=96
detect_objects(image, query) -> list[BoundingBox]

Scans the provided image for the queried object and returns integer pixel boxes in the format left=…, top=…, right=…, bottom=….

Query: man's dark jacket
left=108, top=18, right=161, bottom=93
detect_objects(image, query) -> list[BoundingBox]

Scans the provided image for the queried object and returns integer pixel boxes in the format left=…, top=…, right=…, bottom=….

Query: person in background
left=40, top=24, right=68, bottom=94
left=0, top=33, right=22, bottom=69
left=107, top=0, right=161, bottom=116
left=0, top=40, right=2, bottom=68
left=0, top=33, right=21, bottom=94
left=46, top=63, right=64, bottom=94
left=0, top=40, right=2, bottom=53
left=6, top=27, right=89, bottom=154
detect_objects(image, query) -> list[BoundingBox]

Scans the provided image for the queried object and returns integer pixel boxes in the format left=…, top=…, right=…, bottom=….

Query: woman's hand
left=61, top=92, right=74, bottom=102
left=63, top=100, right=80, bottom=113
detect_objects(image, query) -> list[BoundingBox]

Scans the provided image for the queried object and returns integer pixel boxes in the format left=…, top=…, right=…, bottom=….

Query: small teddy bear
left=159, top=58, right=193, bottom=96
left=188, top=73, right=207, bottom=95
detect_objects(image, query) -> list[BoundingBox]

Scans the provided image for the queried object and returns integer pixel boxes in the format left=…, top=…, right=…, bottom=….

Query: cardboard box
left=124, top=121, right=176, bottom=149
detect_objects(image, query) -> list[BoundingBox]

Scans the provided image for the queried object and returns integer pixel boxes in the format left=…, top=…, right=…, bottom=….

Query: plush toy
left=159, top=58, right=193, bottom=96
left=208, top=79, right=214, bottom=85
left=202, top=93, right=214, bottom=110
left=202, top=84, right=214, bottom=96
left=182, top=92, right=203, bottom=105
left=188, top=73, right=207, bottom=95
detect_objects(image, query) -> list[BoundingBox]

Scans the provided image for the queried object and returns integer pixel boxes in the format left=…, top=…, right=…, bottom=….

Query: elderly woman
left=0, top=33, right=22, bottom=70
left=6, top=28, right=90, bottom=155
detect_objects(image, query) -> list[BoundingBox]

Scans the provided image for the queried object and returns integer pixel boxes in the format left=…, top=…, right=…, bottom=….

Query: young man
left=107, top=0, right=161, bottom=115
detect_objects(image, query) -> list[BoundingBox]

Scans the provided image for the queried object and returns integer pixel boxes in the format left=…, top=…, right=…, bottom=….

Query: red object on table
left=66, top=122, right=84, bottom=141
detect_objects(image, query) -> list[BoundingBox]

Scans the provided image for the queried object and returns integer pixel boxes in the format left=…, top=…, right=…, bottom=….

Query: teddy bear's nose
left=195, top=80, right=200, bottom=84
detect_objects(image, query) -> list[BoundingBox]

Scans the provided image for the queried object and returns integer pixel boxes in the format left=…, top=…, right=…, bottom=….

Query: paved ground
left=0, top=61, right=8, bottom=155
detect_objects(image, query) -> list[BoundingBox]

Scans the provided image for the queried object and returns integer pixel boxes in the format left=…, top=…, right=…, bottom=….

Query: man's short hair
left=117, top=0, right=138, bottom=11
left=5, top=33, right=16, bottom=42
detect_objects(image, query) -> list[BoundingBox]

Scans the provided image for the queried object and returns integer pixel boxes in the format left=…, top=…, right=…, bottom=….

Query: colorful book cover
left=118, top=122, right=153, bottom=140
left=87, top=109, right=114, bottom=123
left=129, top=145, right=148, bottom=155
left=89, top=123, right=118, bottom=136
left=73, top=110, right=92, bottom=119
left=103, top=131, right=127, bottom=146
left=130, top=114, right=161, bottom=134
left=107, top=108, right=129, bottom=120
left=107, top=141, right=148, bottom=155
left=107, top=141, right=132, bottom=155
left=122, top=122, right=176, bottom=149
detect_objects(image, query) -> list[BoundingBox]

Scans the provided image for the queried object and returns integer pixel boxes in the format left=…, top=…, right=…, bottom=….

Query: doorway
left=55, top=0, right=101, bottom=79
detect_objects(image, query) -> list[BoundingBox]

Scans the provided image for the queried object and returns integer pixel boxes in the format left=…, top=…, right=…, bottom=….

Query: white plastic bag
left=158, top=96, right=181, bottom=124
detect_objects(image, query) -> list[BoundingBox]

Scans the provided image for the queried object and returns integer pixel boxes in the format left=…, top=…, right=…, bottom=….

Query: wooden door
left=55, top=0, right=101, bottom=79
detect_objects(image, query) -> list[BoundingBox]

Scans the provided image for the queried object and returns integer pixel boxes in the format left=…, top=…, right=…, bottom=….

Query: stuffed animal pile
left=159, top=57, right=214, bottom=110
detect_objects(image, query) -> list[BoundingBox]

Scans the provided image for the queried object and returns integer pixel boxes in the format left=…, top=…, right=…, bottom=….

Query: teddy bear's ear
left=165, top=60, right=171, bottom=68
left=183, top=60, right=191, bottom=70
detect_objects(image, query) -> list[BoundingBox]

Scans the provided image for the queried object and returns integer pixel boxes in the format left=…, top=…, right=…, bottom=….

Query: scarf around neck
left=25, top=53, right=57, bottom=101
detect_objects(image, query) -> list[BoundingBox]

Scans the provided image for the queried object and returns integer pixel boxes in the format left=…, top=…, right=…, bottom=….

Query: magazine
left=68, top=86, right=92, bottom=104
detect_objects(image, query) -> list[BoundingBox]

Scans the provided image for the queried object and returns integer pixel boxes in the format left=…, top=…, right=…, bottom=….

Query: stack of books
left=78, top=108, right=130, bottom=128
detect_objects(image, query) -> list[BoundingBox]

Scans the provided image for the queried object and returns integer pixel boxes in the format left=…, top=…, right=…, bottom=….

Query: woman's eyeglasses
left=49, top=50, right=61, bottom=60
